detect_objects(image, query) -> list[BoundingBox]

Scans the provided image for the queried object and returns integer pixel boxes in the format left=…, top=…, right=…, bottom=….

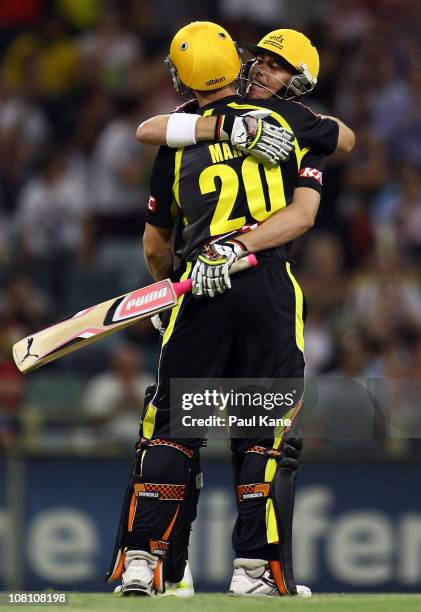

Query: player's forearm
left=240, top=188, right=320, bottom=253
left=137, top=116, right=170, bottom=144
left=137, top=114, right=217, bottom=145
left=143, top=224, right=173, bottom=280
left=323, top=115, right=355, bottom=152
left=240, top=206, right=313, bottom=252
left=144, top=246, right=173, bottom=281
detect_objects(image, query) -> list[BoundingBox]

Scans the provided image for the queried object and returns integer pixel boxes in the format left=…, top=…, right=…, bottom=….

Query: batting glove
left=150, top=310, right=170, bottom=336
left=151, top=314, right=163, bottom=331
left=215, top=114, right=294, bottom=166
left=191, top=239, right=247, bottom=298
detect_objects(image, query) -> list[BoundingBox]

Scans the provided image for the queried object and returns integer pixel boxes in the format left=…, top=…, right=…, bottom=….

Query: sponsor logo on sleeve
left=299, top=167, right=323, bottom=185
left=148, top=195, right=157, bottom=212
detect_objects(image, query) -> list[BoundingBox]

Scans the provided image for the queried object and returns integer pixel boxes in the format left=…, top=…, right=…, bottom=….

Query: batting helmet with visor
left=245, top=29, right=319, bottom=100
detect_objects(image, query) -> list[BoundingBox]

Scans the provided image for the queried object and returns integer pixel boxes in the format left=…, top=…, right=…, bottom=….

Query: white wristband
left=166, top=113, right=199, bottom=148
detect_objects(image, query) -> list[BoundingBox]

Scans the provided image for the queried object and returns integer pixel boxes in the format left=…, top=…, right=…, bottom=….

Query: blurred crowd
left=0, top=0, right=420, bottom=456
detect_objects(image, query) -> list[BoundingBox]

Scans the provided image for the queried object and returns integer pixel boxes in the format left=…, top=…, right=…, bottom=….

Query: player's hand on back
left=217, top=114, right=294, bottom=166
left=191, top=239, right=247, bottom=298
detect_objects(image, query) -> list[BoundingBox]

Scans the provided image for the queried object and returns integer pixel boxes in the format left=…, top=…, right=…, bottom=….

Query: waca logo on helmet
left=263, top=33, right=285, bottom=52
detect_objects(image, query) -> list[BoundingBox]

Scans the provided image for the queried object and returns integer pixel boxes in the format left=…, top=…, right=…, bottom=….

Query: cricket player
left=107, top=22, right=354, bottom=598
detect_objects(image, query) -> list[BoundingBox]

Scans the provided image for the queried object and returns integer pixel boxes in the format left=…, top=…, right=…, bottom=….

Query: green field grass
left=3, top=593, right=421, bottom=612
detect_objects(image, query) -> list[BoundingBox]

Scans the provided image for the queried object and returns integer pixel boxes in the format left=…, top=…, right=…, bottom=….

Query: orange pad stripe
left=108, top=549, right=125, bottom=582
left=162, top=506, right=179, bottom=540
left=150, top=539, right=169, bottom=558
left=237, top=483, right=270, bottom=502
left=269, top=560, right=289, bottom=595
left=134, top=483, right=186, bottom=501
left=147, top=438, right=194, bottom=458
left=245, top=446, right=266, bottom=455
left=289, top=399, right=303, bottom=425
left=154, top=559, right=163, bottom=592
left=153, top=507, right=180, bottom=592
left=245, top=445, right=282, bottom=458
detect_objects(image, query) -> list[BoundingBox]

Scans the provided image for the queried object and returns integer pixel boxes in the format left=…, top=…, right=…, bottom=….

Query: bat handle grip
left=173, top=253, right=258, bottom=297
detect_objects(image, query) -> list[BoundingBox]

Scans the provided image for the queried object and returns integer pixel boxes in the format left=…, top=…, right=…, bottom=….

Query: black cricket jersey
left=145, top=94, right=338, bottom=261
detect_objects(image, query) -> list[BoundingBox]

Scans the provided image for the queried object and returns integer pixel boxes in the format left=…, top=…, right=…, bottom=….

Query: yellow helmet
left=247, top=29, right=319, bottom=98
left=166, top=21, right=241, bottom=95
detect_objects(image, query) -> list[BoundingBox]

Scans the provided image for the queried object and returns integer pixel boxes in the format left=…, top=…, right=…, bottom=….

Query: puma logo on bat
left=20, top=337, right=39, bottom=364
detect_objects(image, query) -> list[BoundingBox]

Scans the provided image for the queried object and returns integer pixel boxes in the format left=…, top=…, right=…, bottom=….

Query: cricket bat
left=13, top=254, right=258, bottom=373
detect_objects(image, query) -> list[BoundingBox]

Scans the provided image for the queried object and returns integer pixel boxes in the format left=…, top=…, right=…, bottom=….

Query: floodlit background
left=0, top=0, right=421, bottom=594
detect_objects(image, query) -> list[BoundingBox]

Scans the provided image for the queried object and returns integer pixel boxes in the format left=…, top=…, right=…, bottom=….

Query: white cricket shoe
left=159, top=562, right=195, bottom=598
left=229, top=558, right=312, bottom=598
left=114, top=559, right=194, bottom=598
left=119, top=550, right=156, bottom=596
left=296, top=584, right=312, bottom=597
